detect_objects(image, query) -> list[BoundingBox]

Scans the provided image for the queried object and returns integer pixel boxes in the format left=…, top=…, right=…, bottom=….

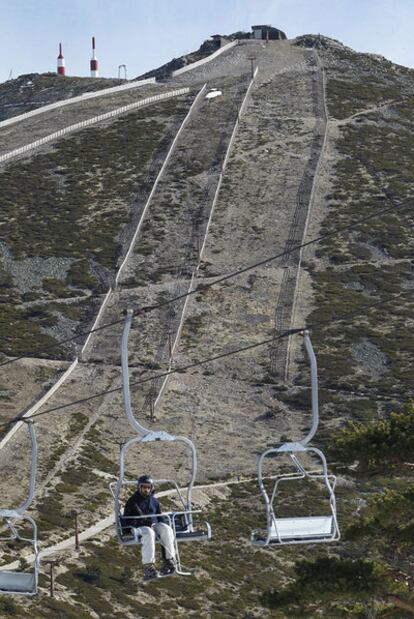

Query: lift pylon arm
left=300, top=330, right=319, bottom=446
left=121, top=310, right=150, bottom=437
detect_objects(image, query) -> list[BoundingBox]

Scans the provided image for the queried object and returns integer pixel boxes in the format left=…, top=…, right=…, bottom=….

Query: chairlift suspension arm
left=121, top=310, right=150, bottom=437
left=16, top=421, right=37, bottom=515
left=176, top=435, right=197, bottom=522
left=121, top=310, right=199, bottom=515
left=300, top=331, right=319, bottom=446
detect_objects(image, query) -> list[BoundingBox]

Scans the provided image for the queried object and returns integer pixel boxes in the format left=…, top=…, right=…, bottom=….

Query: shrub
left=346, top=483, right=414, bottom=549
left=0, top=597, right=22, bottom=616
left=330, top=400, right=414, bottom=469
left=263, top=556, right=392, bottom=608
left=75, top=565, right=102, bottom=586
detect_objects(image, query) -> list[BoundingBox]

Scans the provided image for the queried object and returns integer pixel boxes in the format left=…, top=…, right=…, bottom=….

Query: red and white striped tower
left=90, top=37, right=99, bottom=77
left=57, top=43, right=65, bottom=76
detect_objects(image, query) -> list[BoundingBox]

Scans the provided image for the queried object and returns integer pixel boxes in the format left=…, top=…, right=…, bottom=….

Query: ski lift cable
left=5, top=284, right=414, bottom=427
left=132, top=199, right=414, bottom=315
left=10, top=334, right=285, bottom=425
left=15, top=419, right=37, bottom=515
left=0, top=198, right=412, bottom=370
left=0, top=317, right=125, bottom=368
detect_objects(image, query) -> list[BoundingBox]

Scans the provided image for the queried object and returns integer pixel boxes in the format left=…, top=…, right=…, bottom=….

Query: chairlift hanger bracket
left=251, top=331, right=340, bottom=547
left=0, top=422, right=40, bottom=595
left=111, top=310, right=212, bottom=574
left=141, top=431, right=175, bottom=442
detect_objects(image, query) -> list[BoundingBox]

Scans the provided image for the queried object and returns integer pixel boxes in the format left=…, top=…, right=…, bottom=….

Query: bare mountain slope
left=0, top=34, right=414, bottom=618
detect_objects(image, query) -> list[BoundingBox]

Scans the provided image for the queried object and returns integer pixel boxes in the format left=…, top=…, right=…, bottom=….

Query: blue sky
left=1, top=0, right=413, bottom=82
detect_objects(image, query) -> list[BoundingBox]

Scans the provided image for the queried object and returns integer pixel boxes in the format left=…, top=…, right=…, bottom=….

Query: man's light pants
left=140, top=523, right=176, bottom=564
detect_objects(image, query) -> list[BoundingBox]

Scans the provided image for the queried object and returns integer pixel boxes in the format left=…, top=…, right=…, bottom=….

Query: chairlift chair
left=0, top=420, right=40, bottom=595
left=111, top=311, right=211, bottom=574
left=251, top=330, right=340, bottom=546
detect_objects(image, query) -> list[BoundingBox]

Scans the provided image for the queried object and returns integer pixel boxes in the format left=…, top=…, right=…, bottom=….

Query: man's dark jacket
left=122, top=490, right=166, bottom=532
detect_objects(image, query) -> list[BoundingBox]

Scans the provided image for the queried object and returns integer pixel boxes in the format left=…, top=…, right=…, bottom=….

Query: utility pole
left=149, top=388, right=155, bottom=421
left=44, top=560, right=59, bottom=597
left=67, top=510, right=80, bottom=550
left=74, top=511, right=80, bottom=550
left=195, top=233, right=201, bottom=259
left=167, top=330, right=173, bottom=359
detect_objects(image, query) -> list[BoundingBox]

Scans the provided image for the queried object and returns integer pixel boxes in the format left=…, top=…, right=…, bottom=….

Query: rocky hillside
left=0, top=33, right=413, bottom=618
left=0, top=73, right=129, bottom=122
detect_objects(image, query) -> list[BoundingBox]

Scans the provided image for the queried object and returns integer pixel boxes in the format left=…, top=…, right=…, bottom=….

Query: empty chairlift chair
left=0, top=420, right=40, bottom=595
left=110, top=310, right=211, bottom=574
left=251, top=330, right=340, bottom=546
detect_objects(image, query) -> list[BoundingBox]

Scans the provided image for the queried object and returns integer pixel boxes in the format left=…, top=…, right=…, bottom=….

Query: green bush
left=75, top=565, right=102, bottom=586
left=346, top=483, right=414, bottom=549
left=263, top=556, right=393, bottom=609
left=32, top=598, right=93, bottom=619
left=43, top=277, right=75, bottom=297
left=65, top=260, right=99, bottom=291
left=0, top=597, right=22, bottom=616
left=330, top=401, right=414, bottom=468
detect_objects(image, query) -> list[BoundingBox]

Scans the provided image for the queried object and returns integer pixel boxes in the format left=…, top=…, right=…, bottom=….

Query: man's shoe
left=143, top=563, right=159, bottom=582
left=160, top=558, right=177, bottom=576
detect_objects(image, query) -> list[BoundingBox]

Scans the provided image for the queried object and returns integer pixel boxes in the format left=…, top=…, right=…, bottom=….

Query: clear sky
left=1, top=0, right=413, bottom=83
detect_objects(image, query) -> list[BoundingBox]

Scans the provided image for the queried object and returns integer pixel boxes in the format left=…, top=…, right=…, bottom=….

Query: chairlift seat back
left=0, top=571, right=36, bottom=595
left=269, top=515, right=336, bottom=543
left=173, top=512, right=211, bottom=541
left=173, top=512, right=189, bottom=532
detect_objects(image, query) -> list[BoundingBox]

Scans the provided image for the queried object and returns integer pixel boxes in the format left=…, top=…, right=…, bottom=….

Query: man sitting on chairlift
left=122, top=474, right=177, bottom=581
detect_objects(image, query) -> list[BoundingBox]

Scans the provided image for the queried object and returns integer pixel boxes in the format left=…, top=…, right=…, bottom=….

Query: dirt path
left=335, top=98, right=399, bottom=125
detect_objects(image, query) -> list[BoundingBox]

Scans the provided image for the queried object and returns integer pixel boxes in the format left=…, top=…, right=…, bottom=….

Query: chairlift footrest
left=176, top=530, right=210, bottom=542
